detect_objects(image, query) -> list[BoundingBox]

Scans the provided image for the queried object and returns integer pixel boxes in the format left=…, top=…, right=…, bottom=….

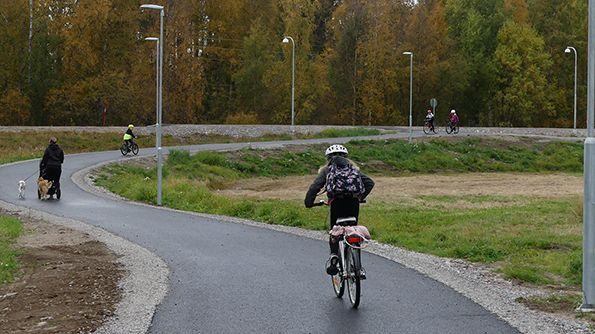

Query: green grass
left=0, top=131, right=296, bottom=165
left=0, top=127, right=389, bottom=165
left=308, top=128, right=382, bottom=138
left=97, top=144, right=582, bottom=285
left=517, top=293, right=582, bottom=313
left=0, top=216, right=23, bottom=284
left=170, top=137, right=584, bottom=179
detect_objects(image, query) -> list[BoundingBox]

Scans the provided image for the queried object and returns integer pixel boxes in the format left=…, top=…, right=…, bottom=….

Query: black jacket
left=304, top=156, right=374, bottom=208
left=40, top=143, right=64, bottom=170
left=126, top=128, right=136, bottom=138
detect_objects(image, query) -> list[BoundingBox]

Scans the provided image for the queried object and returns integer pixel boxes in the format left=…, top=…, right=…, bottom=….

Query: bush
left=225, top=112, right=259, bottom=124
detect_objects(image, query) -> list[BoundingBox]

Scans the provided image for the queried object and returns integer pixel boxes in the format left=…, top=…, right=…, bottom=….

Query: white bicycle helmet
left=325, top=144, right=348, bottom=157
left=450, top=109, right=456, bottom=114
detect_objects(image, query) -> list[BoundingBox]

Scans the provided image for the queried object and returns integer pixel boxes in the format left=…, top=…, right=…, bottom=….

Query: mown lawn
left=95, top=137, right=585, bottom=287
left=0, top=216, right=23, bottom=284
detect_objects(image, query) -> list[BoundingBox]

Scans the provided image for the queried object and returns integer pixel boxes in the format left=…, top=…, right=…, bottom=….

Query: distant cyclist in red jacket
left=448, top=109, right=460, bottom=126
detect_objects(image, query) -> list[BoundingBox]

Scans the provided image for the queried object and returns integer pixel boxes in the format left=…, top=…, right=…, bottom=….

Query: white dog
left=18, top=180, right=26, bottom=199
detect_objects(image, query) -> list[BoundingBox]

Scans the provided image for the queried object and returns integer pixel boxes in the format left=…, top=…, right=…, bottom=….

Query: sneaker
left=326, top=255, right=339, bottom=275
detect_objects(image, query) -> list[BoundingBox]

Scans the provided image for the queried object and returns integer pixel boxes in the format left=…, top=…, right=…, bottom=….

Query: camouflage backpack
left=325, top=162, right=365, bottom=198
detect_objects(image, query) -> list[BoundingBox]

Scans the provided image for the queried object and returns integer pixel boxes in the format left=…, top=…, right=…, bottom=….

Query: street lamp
left=141, top=4, right=164, bottom=206
left=565, top=47, right=578, bottom=129
left=403, top=51, right=413, bottom=143
left=282, top=36, right=295, bottom=128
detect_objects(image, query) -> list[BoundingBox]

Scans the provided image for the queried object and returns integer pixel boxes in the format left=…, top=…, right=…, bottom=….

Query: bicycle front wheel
left=331, top=255, right=344, bottom=298
left=446, top=123, right=453, bottom=134
left=346, top=247, right=361, bottom=308
left=131, top=143, right=139, bottom=155
left=423, top=122, right=431, bottom=135
left=453, top=125, right=459, bottom=134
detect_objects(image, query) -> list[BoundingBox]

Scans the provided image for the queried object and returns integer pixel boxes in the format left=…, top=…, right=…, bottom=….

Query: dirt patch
left=0, top=212, right=122, bottom=334
left=218, top=173, right=582, bottom=208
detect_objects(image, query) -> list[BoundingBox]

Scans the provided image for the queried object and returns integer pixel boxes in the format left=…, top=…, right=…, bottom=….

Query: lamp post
left=582, top=0, right=595, bottom=312
left=565, top=46, right=578, bottom=129
left=141, top=4, right=164, bottom=206
left=282, top=36, right=295, bottom=128
left=403, top=51, right=413, bottom=143
left=145, top=36, right=159, bottom=155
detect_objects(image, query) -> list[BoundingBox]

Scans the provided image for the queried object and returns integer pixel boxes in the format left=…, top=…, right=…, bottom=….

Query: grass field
left=0, top=128, right=383, bottom=165
left=0, top=216, right=23, bottom=284
left=160, top=137, right=583, bottom=180
left=95, top=136, right=585, bottom=287
left=0, top=131, right=278, bottom=165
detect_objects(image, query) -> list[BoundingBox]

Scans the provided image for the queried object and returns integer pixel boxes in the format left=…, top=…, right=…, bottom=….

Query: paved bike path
left=0, top=134, right=520, bottom=333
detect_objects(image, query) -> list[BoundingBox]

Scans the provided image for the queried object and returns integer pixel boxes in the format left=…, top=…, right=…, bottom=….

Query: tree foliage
left=0, top=0, right=588, bottom=127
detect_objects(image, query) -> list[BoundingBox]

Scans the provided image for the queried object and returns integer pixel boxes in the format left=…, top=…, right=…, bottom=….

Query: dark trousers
left=329, top=197, right=360, bottom=255
left=43, top=166, right=62, bottom=188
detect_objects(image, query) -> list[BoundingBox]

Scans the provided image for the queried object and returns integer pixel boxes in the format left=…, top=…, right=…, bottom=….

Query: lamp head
left=565, top=48, right=572, bottom=54
left=282, top=37, right=289, bottom=44
left=145, top=37, right=159, bottom=42
left=140, top=4, right=164, bottom=11
left=403, top=51, right=413, bottom=55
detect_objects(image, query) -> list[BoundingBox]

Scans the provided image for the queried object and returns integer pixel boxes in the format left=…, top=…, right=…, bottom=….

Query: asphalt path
left=0, top=132, right=521, bottom=333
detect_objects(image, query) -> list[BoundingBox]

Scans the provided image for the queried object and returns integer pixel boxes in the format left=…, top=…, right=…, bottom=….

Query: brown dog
left=37, top=177, right=53, bottom=200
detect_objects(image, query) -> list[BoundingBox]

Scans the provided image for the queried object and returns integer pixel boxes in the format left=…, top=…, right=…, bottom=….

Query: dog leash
left=22, top=170, right=39, bottom=181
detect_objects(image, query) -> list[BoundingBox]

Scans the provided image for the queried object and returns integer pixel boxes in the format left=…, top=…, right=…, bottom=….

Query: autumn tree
left=0, top=1, right=30, bottom=125
left=404, top=0, right=469, bottom=125
left=492, top=20, right=553, bottom=126
left=445, top=0, right=506, bottom=125
left=528, top=0, right=588, bottom=127
left=357, top=0, right=407, bottom=125
left=326, top=0, right=368, bottom=125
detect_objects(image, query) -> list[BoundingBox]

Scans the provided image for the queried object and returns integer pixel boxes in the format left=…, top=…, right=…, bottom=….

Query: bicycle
left=445, top=121, right=459, bottom=134
left=120, top=141, right=139, bottom=156
left=314, top=200, right=368, bottom=308
left=423, top=119, right=437, bottom=134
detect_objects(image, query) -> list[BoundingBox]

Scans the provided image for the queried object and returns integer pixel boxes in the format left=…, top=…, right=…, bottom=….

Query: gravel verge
left=0, top=199, right=169, bottom=334
left=0, top=124, right=363, bottom=138
left=0, top=124, right=587, bottom=139
left=79, top=158, right=591, bottom=334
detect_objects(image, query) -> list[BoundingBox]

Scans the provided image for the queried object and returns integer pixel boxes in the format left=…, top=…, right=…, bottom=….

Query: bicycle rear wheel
left=131, top=143, right=139, bottom=155
left=120, top=143, right=128, bottom=156
left=423, top=122, right=431, bottom=134
left=331, top=254, right=344, bottom=298
left=346, top=247, right=361, bottom=308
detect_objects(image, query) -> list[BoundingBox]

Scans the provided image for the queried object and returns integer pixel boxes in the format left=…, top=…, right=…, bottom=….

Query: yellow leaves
left=0, top=89, right=31, bottom=125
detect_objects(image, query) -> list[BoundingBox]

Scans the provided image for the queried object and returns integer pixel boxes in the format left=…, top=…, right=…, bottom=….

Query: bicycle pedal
left=359, top=269, right=367, bottom=280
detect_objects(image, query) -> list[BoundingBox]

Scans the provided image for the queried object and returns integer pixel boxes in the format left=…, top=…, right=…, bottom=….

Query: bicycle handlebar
left=312, top=199, right=367, bottom=207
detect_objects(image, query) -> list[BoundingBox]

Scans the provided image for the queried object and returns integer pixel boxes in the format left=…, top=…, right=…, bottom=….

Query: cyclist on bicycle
left=304, top=144, right=374, bottom=275
left=425, top=109, right=435, bottom=132
left=123, top=124, right=136, bottom=151
left=448, top=109, right=459, bottom=128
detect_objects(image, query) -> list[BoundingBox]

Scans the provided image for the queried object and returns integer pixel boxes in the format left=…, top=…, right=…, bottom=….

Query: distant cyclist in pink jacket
left=449, top=109, right=460, bottom=126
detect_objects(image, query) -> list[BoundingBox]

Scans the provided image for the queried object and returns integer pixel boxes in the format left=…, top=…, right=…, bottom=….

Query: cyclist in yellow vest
left=123, top=124, right=136, bottom=152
